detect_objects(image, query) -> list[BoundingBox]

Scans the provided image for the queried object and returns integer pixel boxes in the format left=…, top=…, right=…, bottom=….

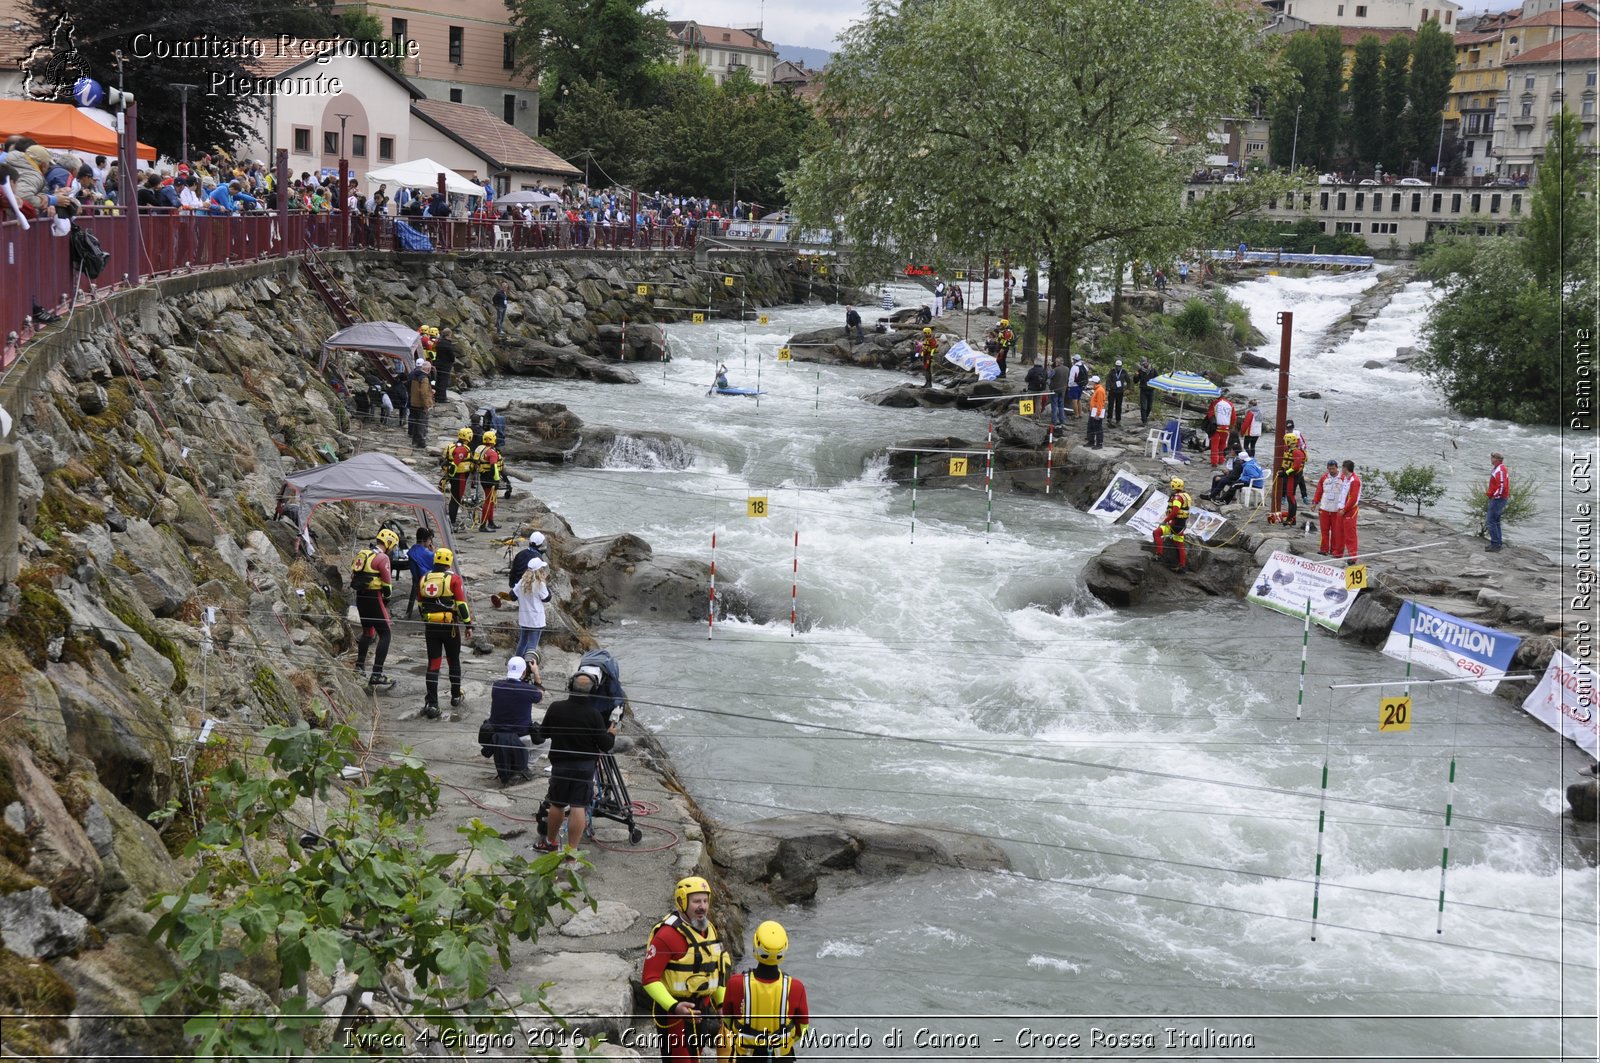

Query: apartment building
left=1495, top=29, right=1600, bottom=175
left=1262, top=0, right=1460, bottom=32
left=1449, top=29, right=1507, bottom=176
left=667, top=21, right=779, bottom=86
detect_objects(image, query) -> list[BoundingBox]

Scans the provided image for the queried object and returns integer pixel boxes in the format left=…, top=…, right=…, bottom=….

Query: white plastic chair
left=493, top=226, right=512, bottom=251
left=1238, top=484, right=1264, bottom=507
left=1145, top=429, right=1171, bottom=459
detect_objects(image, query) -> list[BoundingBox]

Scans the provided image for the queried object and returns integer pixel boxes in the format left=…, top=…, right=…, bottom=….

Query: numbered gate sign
left=953, top=270, right=967, bottom=281
left=818, top=265, right=829, bottom=275
left=724, top=275, right=736, bottom=287
left=692, top=313, right=706, bottom=324
left=949, top=457, right=969, bottom=477
left=636, top=284, right=651, bottom=296
left=1379, top=695, right=1412, bottom=732
left=758, top=315, right=769, bottom=325
left=777, top=347, right=792, bottom=362
left=747, top=496, right=770, bottom=518
left=1344, top=564, right=1368, bottom=590
left=1018, top=399, right=1035, bottom=416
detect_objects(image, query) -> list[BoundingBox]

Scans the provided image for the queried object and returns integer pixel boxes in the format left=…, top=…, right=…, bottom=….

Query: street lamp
left=170, top=83, right=198, bottom=165
left=1288, top=103, right=1302, bottom=174
left=335, top=112, right=351, bottom=248
left=731, top=167, right=740, bottom=215
left=1432, top=121, right=1447, bottom=184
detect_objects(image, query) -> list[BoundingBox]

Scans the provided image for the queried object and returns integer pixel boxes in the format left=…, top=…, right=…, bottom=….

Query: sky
left=660, top=0, right=1531, bottom=53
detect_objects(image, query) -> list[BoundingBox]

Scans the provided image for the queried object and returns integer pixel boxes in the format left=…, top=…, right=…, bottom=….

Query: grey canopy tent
left=319, top=321, right=423, bottom=381
left=281, top=452, right=455, bottom=558
left=496, top=190, right=562, bottom=207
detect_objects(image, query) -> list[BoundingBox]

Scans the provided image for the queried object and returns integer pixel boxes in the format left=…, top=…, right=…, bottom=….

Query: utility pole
left=583, top=147, right=593, bottom=188
left=731, top=167, right=739, bottom=216
left=336, top=112, right=351, bottom=249
left=1433, top=121, right=1446, bottom=184
left=1288, top=103, right=1302, bottom=173
left=171, top=83, right=198, bottom=166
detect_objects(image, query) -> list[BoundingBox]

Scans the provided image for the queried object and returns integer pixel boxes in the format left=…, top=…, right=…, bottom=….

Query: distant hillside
left=776, top=43, right=832, bottom=69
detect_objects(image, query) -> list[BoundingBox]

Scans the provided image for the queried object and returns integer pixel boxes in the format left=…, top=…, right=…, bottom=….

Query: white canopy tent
left=363, top=158, right=482, bottom=198
left=282, top=452, right=455, bottom=557
left=319, top=321, right=422, bottom=375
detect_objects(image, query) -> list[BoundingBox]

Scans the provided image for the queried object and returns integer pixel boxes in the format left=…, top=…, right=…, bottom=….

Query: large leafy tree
left=1378, top=35, right=1412, bottom=172
left=1523, top=110, right=1587, bottom=289
left=1406, top=20, right=1456, bottom=176
left=791, top=0, right=1280, bottom=360
left=22, top=0, right=359, bottom=160
left=1270, top=29, right=1342, bottom=170
left=508, top=0, right=676, bottom=134
left=1347, top=35, right=1384, bottom=170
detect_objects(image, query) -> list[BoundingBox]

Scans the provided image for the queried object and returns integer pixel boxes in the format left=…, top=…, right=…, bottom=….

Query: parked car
left=1318, top=173, right=1339, bottom=185
left=1222, top=173, right=1246, bottom=183
left=1398, top=177, right=1430, bottom=187
left=1358, top=179, right=1378, bottom=186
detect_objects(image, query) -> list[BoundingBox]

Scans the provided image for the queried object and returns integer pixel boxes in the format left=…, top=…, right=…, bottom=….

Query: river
left=478, top=270, right=1595, bottom=1061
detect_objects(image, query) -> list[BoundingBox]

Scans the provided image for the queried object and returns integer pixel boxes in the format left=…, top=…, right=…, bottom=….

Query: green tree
left=1380, top=463, right=1446, bottom=515
left=1463, top=476, right=1539, bottom=537
left=549, top=76, right=652, bottom=187
left=1312, top=27, right=1345, bottom=164
left=1524, top=110, right=1589, bottom=289
left=1272, top=30, right=1342, bottom=170
left=1379, top=35, right=1412, bottom=172
left=792, top=0, right=1281, bottom=362
left=508, top=0, right=676, bottom=133
left=144, top=723, right=584, bottom=1059
left=1347, top=35, right=1384, bottom=169
left=1406, top=20, right=1456, bottom=177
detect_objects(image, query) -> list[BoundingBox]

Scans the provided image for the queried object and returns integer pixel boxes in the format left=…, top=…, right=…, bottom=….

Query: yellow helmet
left=376, top=528, right=399, bottom=551
left=1169, top=478, right=1185, bottom=490
left=433, top=547, right=454, bottom=568
left=673, top=876, right=711, bottom=914
left=427, top=326, right=440, bottom=336
left=458, top=427, right=473, bottom=442
left=1000, top=318, right=1009, bottom=326
left=922, top=327, right=933, bottom=335
left=752, top=920, right=788, bottom=966
left=1285, top=433, right=1299, bottom=444
left=482, top=430, right=497, bottom=446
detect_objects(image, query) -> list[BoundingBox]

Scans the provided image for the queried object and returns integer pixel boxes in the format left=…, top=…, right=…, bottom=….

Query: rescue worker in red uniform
left=1313, top=459, right=1346, bottom=556
left=1340, top=459, right=1363, bottom=562
left=1208, top=395, right=1234, bottom=466
left=643, top=876, right=729, bottom=1063
left=1276, top=433, right=1307, bottom=523
left=473, top=429, right=504, bottom=531
left=721, top=921, right=810, bottom=1059
left=351, top=528, right=399, bottom=689
left=441, top=428, right=475, bottom=526
left=1152, top=477, right=1192, bottom=574
left=917, top=327, right=938, bottom=388
left=995, top=319, right=1015, bottom=379
left=417, top=546, right=472, bottom=718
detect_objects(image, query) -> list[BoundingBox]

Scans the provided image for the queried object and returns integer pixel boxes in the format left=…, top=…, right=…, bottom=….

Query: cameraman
left=481, top=655, right=544, bottom=786
left=534, top=665, right=618, bottom=855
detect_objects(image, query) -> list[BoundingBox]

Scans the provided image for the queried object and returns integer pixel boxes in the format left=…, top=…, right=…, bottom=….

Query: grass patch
left=250, top=666, right=300, bottom=727
left=0, top=945, right=77, bottom=1057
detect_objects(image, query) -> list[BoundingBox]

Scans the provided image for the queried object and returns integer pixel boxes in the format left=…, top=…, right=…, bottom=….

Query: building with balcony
left=667, top=21, right=779, bottom=86
left=332, top=1, right=541, bottom=139
left=1448, top=29, right=1506, bottom=176
left=1494, top=29, right=1600, bottom=175
left=1261, top=0, right=1459, bottom=32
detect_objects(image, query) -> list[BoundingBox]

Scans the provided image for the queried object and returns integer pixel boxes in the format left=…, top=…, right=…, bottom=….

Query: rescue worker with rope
left=351, top=528, right=399, bottom=689
left=473, top=429, right=504, bottom=532
left=441, top=427, right=475, bottom=526
left=995, top=318, right=1015, bottom=379
left=917, top=327, right=938, bottom=388
left=417, top=546, right=472, bottom=719
left=720, top=921, right=810, bottom=1059
left=1152, top=477, right=1192, bottom=574
left=643, top=876, right=730, bottom=1063
left=1275, top=432, right=1308, bottom=524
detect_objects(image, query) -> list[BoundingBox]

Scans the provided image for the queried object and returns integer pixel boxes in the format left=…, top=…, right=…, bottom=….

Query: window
left=449, top=26, right=463, bottom=66
left=378, top=136, right=395, bottom=161
left=1444, top=10, right=1450, bottom=23
left=323, top=131, right=339, bottom=155
left=1585, top=100, right=1596, bottom=117
left=1510, top=194, right=1522, bottom=214
left=1588, top=72, right=1598, bottom=87
left=1431, top=193, right=1442, bottom=212
left=1450, top=193, right=1462, bottom=213
left=503, top=34, right=515, bottom=70
left=1355, top=192, right=1365, bottom=209
left=351, top=134, right=367, bottom=157
left=1421, top=8, right=1428, bottom=21
left=391, top=17, right=406, bottom=39
left=1490, top=193, right=1502, bottom=212
left=1391, top=193, right=1400, bottom=211
left=1356, top=4, right=1366, bottom=14
left=1525, top=76, right=1535, bottom=90
left=449, top=88, right=463, bottom=103
left=503, top=94, right=516, bottom=123
left=293, top=127, right=311, bottom=154
left=1372, top=194, right=1382, bottom=212
left=1470, top=193, right=1481, bottom=212
left=1320, top=191, right=1330, bottom=210
left=1335, top=221, right=1361, bottom=233
left=1337, top=192, right=1347, bottom=210
left=1411, top=193, right=1422, bottom=211
left=1337, top=4, right=1344, bottom=14
left=1521, top=102, right=1533, bottom=118
left=1483, top=115, right=1494, bottom=134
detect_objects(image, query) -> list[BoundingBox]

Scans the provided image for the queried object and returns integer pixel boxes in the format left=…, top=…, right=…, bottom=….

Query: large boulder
left=501, top=342, right=639, bottom=383
left=0, top=887, right=91, bottom=960
left=4, top=747, right=104, bottom=914
left=994, top=412, right=1048, bottom=448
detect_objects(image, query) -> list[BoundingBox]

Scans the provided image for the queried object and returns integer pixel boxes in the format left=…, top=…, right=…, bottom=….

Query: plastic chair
left=493, top=226, right=512, bottom=251
left=1239, top=484, right=1264, bottom=507
left=1146, top=429, right=1171, bottom=459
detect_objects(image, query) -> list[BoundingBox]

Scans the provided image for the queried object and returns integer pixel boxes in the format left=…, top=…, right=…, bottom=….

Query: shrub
left=1173, top=298, right=1216, bottom=340
left=1463, top=477, right=1539, bottom=537
left=1380, top=464, right=1447, bottom=516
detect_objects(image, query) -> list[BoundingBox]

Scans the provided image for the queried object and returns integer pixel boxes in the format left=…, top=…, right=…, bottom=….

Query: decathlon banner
left=1522, top=651, right=1598, bottom=759
left=1090, top=472, right=1149, bottom=522
left=1246, top=550, right=1359, bottom=631
left=1382, top=601, right=1522, bottom=694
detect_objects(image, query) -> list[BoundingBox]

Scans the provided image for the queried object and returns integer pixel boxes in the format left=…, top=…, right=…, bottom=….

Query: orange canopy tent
left=0, top=100, right=157, bottom=162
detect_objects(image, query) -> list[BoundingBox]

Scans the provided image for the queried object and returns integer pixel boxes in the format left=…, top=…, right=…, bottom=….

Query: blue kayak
left=710, top=387, right=765, bottom=396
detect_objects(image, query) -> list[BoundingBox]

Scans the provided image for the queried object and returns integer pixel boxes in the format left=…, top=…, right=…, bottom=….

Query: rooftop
left=1504, top=30, right=1600, bottom=63
left=666, top=21, right=777, bottom=55
left=410, top=99, right=579, bottom=176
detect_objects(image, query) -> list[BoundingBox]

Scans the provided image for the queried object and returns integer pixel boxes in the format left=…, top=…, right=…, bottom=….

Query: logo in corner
left=20, top=13, right=85, bottom=102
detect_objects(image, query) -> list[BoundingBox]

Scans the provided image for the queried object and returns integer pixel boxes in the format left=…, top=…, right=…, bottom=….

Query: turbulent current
left=478, top=271, right=1595, bottom=1060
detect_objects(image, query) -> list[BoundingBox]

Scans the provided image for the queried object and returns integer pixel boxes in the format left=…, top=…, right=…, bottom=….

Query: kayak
left=709, top=387, right=765, bottom=396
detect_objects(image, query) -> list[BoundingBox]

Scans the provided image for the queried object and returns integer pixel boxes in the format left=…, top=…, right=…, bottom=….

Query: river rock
left=517, top=951, right=636, bottom=1042
left=995, top=412, right=1048, bottom=448
left=559, top=900, right=640, bottom=937
left=1569, top=779, right=1598, bottom=822
left=1298, top=390, right=1322, bottom=399
left=864, top=384, right=926, bottom=408
left=501, top=341, right=639, bottom=383
left=6, top=746, right=104, bottom=914
left=1240, top=352, right=1279, bottom=370
left=1363, top=359, right=1384, bottom=369
left=1081, top=539, right=1152, bottom=607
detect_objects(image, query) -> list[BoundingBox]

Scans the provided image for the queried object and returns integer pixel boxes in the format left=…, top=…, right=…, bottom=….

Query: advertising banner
left=1246, top=550, right=1360, bottom=631
left=1521, top=651, right=1598, bottom=759
left=1122, top=492, right=1169, bottom=538
left=1186, top=509, right=1228, bottom=543
left=1090, top=473, right=1150, bottom=523
left=1381, top=600, right=1522, bottom=693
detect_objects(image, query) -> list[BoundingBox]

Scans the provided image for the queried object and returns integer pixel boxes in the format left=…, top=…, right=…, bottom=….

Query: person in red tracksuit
left=1313, top=460, right=1345, bottom=556
left=1209, top=395, right=1234, bottom=466
left=1485, top=452, right=1509, bottom=552
left=1340, top=460, right=1363, bottom=561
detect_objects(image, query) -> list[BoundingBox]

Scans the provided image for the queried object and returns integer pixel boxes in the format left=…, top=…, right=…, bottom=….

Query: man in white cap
left=407, top=357, right=435, bottom=449
left=1085, top=373, right=1107, bottom=449
left=482, top=655, right=544, bottom=786
left=1107, top=359, right=1130, bottom=425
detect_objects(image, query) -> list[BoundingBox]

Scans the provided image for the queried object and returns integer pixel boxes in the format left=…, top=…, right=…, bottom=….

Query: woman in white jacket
left=511, top=557, right=551, bottom=660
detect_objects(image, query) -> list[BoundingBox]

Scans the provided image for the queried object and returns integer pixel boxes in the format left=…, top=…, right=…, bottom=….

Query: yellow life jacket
left=649, top=914, right=726, bottom=1008
left=350, top=548, right=387, bottom=592
left=730, top=973, right=799, bottom=1057
left=417, top=570, right=458, bottom=625
left=1169, top=490, right=1191, bottom=520
left=473, top=444, right=501, bottom=479
left=442, top=442, right=473, bottom=475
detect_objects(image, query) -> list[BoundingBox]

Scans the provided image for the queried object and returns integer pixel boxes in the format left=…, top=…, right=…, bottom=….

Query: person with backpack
left=351, top=528, right=399, bottom=689
left=473, top=429, right=504, bottom=531
left=535, top=666, right=619, bottom=854
left=441, top=428, right=475, bottom=525
left=995, top=318, right=1015, bottom=379
left=417, top=546, right=472, bottom=719
left=480, top=655, right=544, bottom=786
left=512, top=557, right=552, bottom=661
left=1067, top=355, right=1087, bottom=416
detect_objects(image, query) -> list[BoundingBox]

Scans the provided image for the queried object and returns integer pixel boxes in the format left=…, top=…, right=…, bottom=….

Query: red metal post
left=275, top=149, right=289, bottom=254
left=982, top=251, right=990, bottom=310
left=338, top=157, right=349, bottom=249
left=121, top=102, right=141, bottom=286
left=1001, top=254, right=1011, bottom=320
left=1272, top=311, right=1293, bottom=514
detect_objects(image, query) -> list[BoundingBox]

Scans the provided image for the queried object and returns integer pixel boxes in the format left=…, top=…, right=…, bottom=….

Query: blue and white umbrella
left=1148, top=370, right=1221, bottom=398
